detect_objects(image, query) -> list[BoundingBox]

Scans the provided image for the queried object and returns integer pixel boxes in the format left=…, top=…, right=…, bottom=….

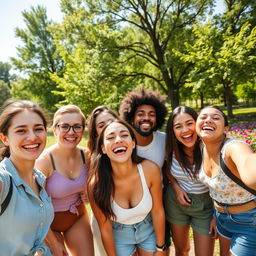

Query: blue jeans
left=215, top=207, right=256, bottom=256
left=112, top=215, right=156, bottom=256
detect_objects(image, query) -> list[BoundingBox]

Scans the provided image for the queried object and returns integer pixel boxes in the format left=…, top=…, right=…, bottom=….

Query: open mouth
left=113, top=146, right=127, bottom=154
left=202, top=126, right=215, bottom=131
left=23, top=144, right=40, bottom=150
left=64, top=137, right=77, bottom=142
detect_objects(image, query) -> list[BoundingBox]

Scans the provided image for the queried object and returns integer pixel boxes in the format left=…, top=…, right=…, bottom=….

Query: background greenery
left=1, top=0, right=256, bottom=119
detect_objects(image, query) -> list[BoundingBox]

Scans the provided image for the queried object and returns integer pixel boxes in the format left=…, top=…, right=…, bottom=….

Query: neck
left=111, top=159, right=136, bottom=179
left=9, top=155, right=35, bottom=181
left=54, top=144, right=78, bottom=159
left=135, top=131, right=154, bottom=146
left=202, top=137, right=225, bottom=157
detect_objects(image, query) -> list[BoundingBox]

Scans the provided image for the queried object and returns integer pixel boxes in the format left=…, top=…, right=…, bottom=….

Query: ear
left=52, top=126, right=57, bottom=137
left=224, top=126, right=229, bottom=134
left=132, top=140, right=136, bottom=149
left=101, top=144, right=106, bottom=154
left=0, top=133, right=9, bottom=146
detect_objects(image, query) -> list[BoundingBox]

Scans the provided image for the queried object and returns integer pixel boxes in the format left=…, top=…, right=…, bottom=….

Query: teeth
left=141, top=123, right=150, bottom=128
left=203, top=126, right=214, bottom=131
left=182, top=134, right=192, bottom=138
left=23, top=144, right=39, bottom=149
left=65, top=138, right=76, bottom=141
left=113, top=147, right=126, bottom=153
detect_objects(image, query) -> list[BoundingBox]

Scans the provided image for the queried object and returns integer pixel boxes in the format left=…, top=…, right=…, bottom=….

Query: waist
left=214, top=199, right=256, bottom=214
left=112, top=214, right=152, bottom=228
left=52, top=194, right=83, bottom=212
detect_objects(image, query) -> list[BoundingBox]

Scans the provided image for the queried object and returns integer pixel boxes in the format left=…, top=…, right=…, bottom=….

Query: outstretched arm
left=226, top=141, right=256, bottom=190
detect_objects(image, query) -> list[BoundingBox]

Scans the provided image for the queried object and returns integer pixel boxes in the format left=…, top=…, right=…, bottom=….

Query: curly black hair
left=119, top=87, right=167, bottom=130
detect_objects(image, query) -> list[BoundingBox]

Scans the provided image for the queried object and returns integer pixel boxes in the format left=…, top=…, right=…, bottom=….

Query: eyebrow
left=13, top=123, right=44, bottom=129
left=174, top=118, right=194, bottom=125
left=106, top=129, right=129, bottom=135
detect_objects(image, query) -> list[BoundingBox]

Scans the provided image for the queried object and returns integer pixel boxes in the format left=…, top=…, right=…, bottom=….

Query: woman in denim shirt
left=0, top=100, right=54, bottom=256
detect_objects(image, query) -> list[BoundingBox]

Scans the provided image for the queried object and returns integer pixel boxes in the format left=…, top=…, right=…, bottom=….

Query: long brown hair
left=0, top=99, right=47, bottom=160
left=87, top=119, right=143, bottom=220
left=87, top=106, right=118, bottom=157
left=165, top=106, right=201, bottom=180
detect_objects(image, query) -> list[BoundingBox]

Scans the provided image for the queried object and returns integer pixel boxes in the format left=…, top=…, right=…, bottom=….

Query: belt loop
left=223, top=205, right=229, bottom=214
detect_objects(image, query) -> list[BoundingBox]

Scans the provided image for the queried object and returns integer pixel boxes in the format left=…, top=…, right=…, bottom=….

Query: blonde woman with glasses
left=35, top=105, right=94, bottom=256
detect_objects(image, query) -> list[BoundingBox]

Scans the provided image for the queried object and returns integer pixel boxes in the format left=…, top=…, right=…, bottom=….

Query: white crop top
left=111, top=164, right=152, bottom=225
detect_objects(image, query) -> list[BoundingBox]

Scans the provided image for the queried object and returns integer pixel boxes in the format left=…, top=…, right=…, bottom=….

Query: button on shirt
left=0, top=158, right=54, bottom=256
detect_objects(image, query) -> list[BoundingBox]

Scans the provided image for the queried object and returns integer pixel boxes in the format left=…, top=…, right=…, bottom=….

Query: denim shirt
left=0, top=158, right=54, bottom=256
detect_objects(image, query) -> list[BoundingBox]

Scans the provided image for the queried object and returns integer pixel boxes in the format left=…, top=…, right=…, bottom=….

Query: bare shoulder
left=140, top=160, right=161, bottom=182
left=226, top=140, right=253, bottom=158
left=79, top=146, right=90, bottom=166
left=35, top=146, right=54, bottom=177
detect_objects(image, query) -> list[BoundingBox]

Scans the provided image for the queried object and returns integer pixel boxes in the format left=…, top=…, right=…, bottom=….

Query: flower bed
left=227, top=121, right=256, bottom=152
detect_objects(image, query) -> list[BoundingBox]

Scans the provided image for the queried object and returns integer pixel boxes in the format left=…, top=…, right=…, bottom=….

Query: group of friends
left=0, top=87, right=255, bottom=256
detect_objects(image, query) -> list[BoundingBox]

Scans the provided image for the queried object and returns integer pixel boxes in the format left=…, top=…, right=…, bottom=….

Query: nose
left=115, top=135, right=123, bottom=143
left=27, top=130, right=38, bottom=140
left=181, top=125, right=189, bottom=133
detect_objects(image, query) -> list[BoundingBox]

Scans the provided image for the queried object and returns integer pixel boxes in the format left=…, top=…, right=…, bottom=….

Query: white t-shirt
left=136, top=131, right=166, bottom=169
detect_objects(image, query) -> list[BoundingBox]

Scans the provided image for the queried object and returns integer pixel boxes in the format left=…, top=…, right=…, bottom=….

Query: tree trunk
left=223, top=81, right=233, bottom=118
left=200, top=92, right=204, bottom=109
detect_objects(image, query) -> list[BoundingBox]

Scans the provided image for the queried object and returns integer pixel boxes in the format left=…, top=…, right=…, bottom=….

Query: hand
left=173, top=183, right=191, bottom=206
left=209, top=216, right=218, bottom=239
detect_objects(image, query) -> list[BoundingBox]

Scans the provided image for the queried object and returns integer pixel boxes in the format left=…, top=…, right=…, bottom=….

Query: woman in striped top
left=164, top=106, right=216, bottom=256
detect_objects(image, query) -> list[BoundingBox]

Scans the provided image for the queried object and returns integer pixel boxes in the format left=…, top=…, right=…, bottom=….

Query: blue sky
left=0, top=0, right=224, bottom=63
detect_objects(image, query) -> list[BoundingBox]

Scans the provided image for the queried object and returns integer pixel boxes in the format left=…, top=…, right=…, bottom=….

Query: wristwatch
left=156, top=244, right=167, bottom=251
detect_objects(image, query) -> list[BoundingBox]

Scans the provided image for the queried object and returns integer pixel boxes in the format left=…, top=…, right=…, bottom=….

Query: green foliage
left=235, top=81, right=256, bottom=103
left=49, top=0, right=213, bottom=112
left=11, top=5, right=65, bottom=112
left=0, top=81, right=11, bottom=107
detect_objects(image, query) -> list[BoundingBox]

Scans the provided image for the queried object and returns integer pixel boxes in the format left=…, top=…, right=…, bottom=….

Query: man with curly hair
left=119, top=87, right=168, bottom=169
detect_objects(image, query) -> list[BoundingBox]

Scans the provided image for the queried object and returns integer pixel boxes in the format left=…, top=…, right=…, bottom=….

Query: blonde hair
left=52, top=105, right=85, bottom=127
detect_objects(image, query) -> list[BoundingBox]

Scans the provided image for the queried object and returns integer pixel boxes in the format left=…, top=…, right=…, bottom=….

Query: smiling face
left=53, top=112, right=84, bottom=148
left=101, top=122, right=135, bottom=163
left=173, top=112, right=197, bottom=149
left=0, top=110, right=47, bottom=162
left=95, top=112, right=116, bottom=136
left=196, top=107, right=228, bottom=142
left=132, top=104, right=156, bottom=137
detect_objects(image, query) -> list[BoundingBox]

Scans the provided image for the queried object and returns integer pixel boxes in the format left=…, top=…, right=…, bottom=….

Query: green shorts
left=164, top=185, right=213, bottom=236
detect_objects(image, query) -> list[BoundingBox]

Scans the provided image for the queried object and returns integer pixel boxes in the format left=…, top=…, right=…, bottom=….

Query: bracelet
left=156, top=244, right=167, bottom=251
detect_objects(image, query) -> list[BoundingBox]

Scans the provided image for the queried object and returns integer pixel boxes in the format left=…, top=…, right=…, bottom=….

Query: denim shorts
left=215, top=207, right=256, bottom=256
left=112, top=214, right=156, bottom=256
left=164, top=185, right=213, bottom=235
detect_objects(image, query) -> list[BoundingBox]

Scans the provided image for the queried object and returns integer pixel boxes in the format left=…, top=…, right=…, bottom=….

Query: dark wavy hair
left=164, top=106, right=201, bottom=180
left=87, top=106, right=118, bottom=157
left=0, top=99, right=47, bottom=160
left=119, top=87, right=167, bottom=130
left=87, top=119, right=143, bottom=220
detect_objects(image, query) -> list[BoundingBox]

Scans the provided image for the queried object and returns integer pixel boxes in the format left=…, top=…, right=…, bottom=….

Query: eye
left=35, top=127, right=45, bottom=133
left=15, top=129, right=26, bottom=134
left=174, top=125, right=181, bottom=129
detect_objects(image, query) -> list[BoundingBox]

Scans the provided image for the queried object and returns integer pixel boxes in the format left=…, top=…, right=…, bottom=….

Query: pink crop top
left=46, top=150, right=88, bottom=215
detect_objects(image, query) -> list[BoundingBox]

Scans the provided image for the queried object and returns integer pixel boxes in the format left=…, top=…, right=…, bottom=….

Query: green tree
left=0, top=81, right=11, bottom=107
left=177, top=20, right=256, bottom=117
left=0, top=61, right=17, bottom=88
left=11, top=5, right=65, bottom=112
left=50, top=0, right=213, bottom=111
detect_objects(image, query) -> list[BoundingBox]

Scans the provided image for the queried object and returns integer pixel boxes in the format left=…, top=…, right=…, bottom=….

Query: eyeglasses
left=57, top=123, right=84, bottom=133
